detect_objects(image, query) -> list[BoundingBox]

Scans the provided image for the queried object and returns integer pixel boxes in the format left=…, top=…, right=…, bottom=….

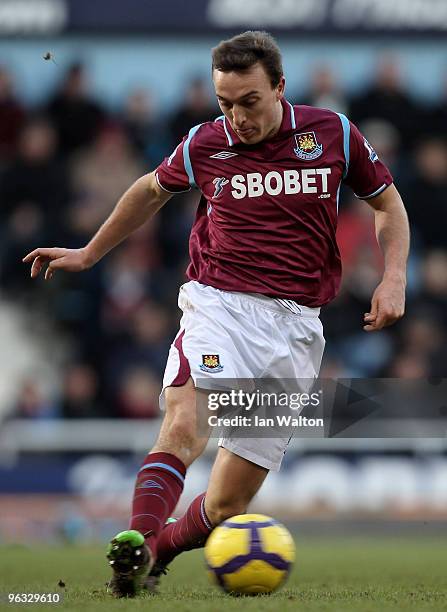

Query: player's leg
left=205, top=447, right=268, bottom=523
left=107, top=377, right=210, bottom=597
left=128, top=377, right=210, bottom=543
left=155, top=447, right=268, bottom=569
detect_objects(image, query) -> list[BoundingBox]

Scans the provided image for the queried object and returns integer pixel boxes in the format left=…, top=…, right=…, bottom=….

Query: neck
left=266, top=99, right=284, bottom=140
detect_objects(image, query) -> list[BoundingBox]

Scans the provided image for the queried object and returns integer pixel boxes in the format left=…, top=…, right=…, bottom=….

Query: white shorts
left=162, top=281, right=325, bottom=471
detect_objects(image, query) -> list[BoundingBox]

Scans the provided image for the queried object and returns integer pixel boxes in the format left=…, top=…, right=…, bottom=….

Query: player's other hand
left=22, top=247, right=94, bottom=281
left=363, top=275, right=406, bottom=332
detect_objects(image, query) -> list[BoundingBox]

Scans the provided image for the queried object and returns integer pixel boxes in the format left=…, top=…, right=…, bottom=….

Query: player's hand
left=363, top=275, right=406, bottom=332
left=22, top=247, right=94, bottom=281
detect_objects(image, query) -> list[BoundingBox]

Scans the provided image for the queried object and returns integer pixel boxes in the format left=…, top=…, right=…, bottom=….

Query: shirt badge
left=200, top=354, right=224, bottom=373
left=294, top=131, right=323, bottom=161
left=363, top=138, right=379, bottom=162
left=212, top=177, right=229, bottom=198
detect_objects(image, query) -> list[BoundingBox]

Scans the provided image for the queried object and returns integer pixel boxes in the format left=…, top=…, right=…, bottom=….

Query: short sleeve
left=155, top=136, right=191, bottom=194
left=344, top=121, right=393, bottom=199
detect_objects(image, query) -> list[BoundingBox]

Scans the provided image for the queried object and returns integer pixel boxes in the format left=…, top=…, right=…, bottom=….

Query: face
left=213, top=62, right=285, bottom=145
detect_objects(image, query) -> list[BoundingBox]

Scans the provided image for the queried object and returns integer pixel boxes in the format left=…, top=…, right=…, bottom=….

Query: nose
left=232, top=105, right=246, bottom=128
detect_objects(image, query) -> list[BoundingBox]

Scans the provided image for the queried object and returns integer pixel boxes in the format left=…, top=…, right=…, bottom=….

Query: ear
left=276, top=76, right=286, bottom=100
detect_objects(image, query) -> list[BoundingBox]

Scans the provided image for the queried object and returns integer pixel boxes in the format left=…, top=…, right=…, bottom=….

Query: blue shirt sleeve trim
left=336, top=112, right=350, bottom=179
left=183, top=123, right=203, bottom=187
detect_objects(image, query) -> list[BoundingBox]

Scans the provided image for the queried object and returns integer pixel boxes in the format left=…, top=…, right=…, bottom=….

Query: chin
left=239, top=131, right=262, bottom=145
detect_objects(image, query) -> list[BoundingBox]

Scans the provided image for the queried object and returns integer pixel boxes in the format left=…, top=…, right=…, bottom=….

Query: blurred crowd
left=1, top=56, right=446, bottom=420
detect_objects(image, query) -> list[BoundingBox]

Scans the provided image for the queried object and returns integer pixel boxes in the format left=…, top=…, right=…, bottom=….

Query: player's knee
left=205, top=499, right=248, bottom=527
left=158, top=411, right=205, bottom=462
left=155, top=381, right=206, bottom=462
left=167, top=418, right=200, bottom=450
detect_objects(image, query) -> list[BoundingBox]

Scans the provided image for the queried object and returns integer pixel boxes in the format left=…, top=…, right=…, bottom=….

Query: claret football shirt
left=156, top=98, right=392, bottom=307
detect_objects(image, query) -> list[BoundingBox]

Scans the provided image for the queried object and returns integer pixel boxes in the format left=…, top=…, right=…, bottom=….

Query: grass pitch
left=2, top=536, right=447, bottom=611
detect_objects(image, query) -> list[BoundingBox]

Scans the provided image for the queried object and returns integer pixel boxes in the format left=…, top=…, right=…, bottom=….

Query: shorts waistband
left=189, top=280, right=320, bottom=318
left=189, top=282, right=321, bottom=318
left=243, top=292, right=320, bottom=317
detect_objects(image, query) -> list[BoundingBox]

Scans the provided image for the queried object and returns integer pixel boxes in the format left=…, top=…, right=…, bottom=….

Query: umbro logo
left=138, top=479, right=163, bottom=490
left=210, top=151, right=238, bottom=159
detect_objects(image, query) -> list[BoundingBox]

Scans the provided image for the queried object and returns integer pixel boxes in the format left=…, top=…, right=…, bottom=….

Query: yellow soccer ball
left=204, top=513, right=296, bottom=595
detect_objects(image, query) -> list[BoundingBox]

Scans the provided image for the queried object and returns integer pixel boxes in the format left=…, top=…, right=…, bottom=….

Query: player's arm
left=23, top=171, right=172, bottom=280
left=363, top=183, right=409, bottom=332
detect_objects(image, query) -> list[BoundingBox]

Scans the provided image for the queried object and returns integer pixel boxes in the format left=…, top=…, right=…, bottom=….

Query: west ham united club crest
left=200, top=354, right=224, bottom=373
left=294, top=131, right=323, bottom=161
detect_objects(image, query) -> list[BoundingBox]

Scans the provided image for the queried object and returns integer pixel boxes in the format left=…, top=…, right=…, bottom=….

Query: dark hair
left=212, top=31, right=283, bottom=88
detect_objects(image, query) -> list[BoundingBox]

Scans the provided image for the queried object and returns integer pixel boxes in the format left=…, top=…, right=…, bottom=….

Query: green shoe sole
left=106, top=530, right=153, bottom=598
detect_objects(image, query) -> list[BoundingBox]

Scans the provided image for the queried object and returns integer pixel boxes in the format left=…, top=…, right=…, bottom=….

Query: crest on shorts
left=294, top=131, right=323, bottom=161
left=200, top=354, right=224, bottom=373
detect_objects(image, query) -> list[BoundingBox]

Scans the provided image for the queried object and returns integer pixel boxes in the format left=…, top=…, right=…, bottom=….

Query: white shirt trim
left=356, top=182, right=389, bottom=200
left=155, top=172, right=191, bottom=194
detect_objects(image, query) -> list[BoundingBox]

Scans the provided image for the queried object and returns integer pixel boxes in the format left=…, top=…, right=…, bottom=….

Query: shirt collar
left=223, top=98, right=296, bottom=147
